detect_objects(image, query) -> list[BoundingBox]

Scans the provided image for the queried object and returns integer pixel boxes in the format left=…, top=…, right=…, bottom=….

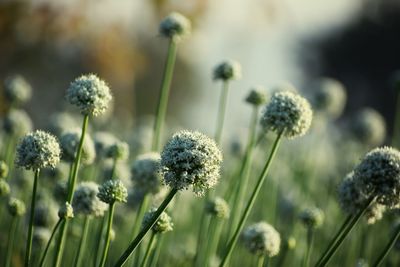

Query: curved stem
left=214, top=81, right=230, bottom=145
left=372, top=223, right=400, bottom=267
left=303, top=228, right=314, bottom=267
left=152, top=39, right=178, bottom=151
left=257, top=255, right=265, bottom=267
left=5, top=217, right=18, bottom=267
left=140, top=232, right=157, bottom=267
left=38, top=219, right=63, bottom=267
left=219, top=133, right=283, bottom=267
left=24, top=169, right=40, bottom=267
left=99, top=203, right=116, bottom=267
left=74, top=216, right=91, bottom=267
left=113, top=188, right=177, bottom=267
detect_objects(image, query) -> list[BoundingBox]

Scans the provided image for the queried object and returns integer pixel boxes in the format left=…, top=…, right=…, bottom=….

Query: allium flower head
left=47, top=112, right=79, bottom=137
left=73, top=182, right=108, bottom=217
left=33, top=200, right=58, bottom=228
left=15, top=130, right=61, bottom=171
left=4, top=75, right=32, bottom=104
left=7, top=197, right=26, bottom=216
left=351, top=108, right=386, bottom=146
left=354, top=147, right=400, bottom=208
left=159, top=12, right=191, bottom=41
left=205, top=197, right=230, bottom=219
left=0, top=179, right=10, bottom=197
left=245, top=86, right=268, bottom=106
left=106, top=141, right=129, bottom=161
left=299, top=207, right=324, bottom=229
left=58, top=202, right=74, bottom=219
left=131, top=152, right=162, bottom=194
left=97, top=179, right=128, bottom=204
left=213, top=60, right=242, bottom=81
left=3, top=109, right=33, bottom=136
left=0, top=161, right=8, bottom=178
left=142, top=208, right=173, bottom=234
left=161, top=130, right=223, bottom=196
left=260, top=90, right=313, bottom=139
left=93, top=131, right=118, bottom=159
left=241, top=222, right=281, bottom=257
left=311, top=78, right=347, bottom=118
left=60, top=128, right=96, bottom=165
left=66, top=74, right=112, bottom=116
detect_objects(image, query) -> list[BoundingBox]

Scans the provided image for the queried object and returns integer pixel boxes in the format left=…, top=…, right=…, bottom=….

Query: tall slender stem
left=303, top=228, right=314, bottom=267
left=5, top=217, right=18, bottom=267
left=140, top=232, right=157, bottom=267
left=219, top=133, right=283, bottom=267
left=204, top=217, right=224, bottom=267
left=54, top=114, right=89, bottom=266
left=152, top=39, right=178, bottom=151
left=149, top=235, right=164, bottom=267
left=38, top=219, right=63, bottom=267
left=131, top=195, right=151, bottom=267
left=24, top=169, right=40, bottom=267
left=257, top=256, right=265, bottom=267
left=74, top=217, right=91, bottom=267
left=94, top=217, right=107, bottom=267
left=113, top=189, right=178, bottom=267
left=372, top=223, right=400, bottom=267
left=99, top=203, right=115, bottom=267
left=214, top=81, right=230, bottom=145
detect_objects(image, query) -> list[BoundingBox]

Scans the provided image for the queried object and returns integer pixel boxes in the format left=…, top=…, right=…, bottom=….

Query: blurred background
left=1, top=0, right=400, bottom=139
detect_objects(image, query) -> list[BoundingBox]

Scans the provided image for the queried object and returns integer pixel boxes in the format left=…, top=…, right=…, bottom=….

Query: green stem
left=140, top=232, right=157, bottom=267
left=54, top=114, right=89, bottom=266
left=204, top=217, right=224, bottom=267
left=316, top=196, right=374, bottom=267
left=219, top=133, right=283, bottom=267
left=303, top=228, right=314, bottom=267
left=372, top=223, right=400, bottom=267
left=24, top=169, right=40, bottom=267
left=110, top=157, right=118, bottom=180
left=149, top=235, right=164, bottom=267
left=5, top=217, right=18, bottom=267
left=94, top=217, right=107, bottom=266
left=113, top=188, right=178, bottom=267
left=392, top=90, right=400, bottom=147
left=276, top=245, right=288, bottom=267
left=257, top=255, right=265, bottom=267
left=38, top=219, right=63, bottom=267
left=214, top=81, right=230, bottom=145
left=99, top=203, right=116, bottom=267
left=152, top=39, right=178, bottom=151
left=131, top=194, right=151, bottom=267
left=193, top=209, right=210, bottom=267
left=74, top=217, right=91, bottom=267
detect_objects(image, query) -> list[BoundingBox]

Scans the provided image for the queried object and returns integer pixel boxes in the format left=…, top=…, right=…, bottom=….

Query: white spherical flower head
left=213, top=60, right=242, bottom=81
left=142, top=208, right=173, bottom=234
left=205, top=197, right=230, bottom=219
left=93, top=131, right=118, bottom=159
left=351, top=108, right=386, bottom=146
left=7, top=197, right=26, bottom=217
left=97, top=179, right=128, bottom=204
left=15, top=130, right=61, bottom=171
left=3, top=109, right=33, bottom=136
left=66, top=74, right=112, bottom=116
left=60, top=128, right=96, bottom=165
left=298, top=207, right=324, bottom=229
left=106, top=141, right=130, bottom=161
left=161, top=130, right=223, bottom=196
left=241, top=222, right=281, bottom=257
left=159, top=12, right=191, bottom=41
left=4, top=75, right=32, bottom=104
left=47, top=112, right=79, bottom=137
left=354, top=147, right=400, bottom=208
left=131, top=152, right=162, bottom=194
left=73, top=182, right=108, bottom=217
left=245, top=86, right=268, bottom=106
left=311, top=78, right=347, bottom=118
left=260, top=90, right=313, bottom=139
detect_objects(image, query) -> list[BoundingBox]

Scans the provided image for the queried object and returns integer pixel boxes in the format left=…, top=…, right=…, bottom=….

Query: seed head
left=58, top=202, right=74, bottom=219
left=97, top=179, right=128, bottom=204
left=66, top=74, right=112, bottom=116
left=351, top=108, right=386, bottom=146
left=298, top=207, right=324, bottom=229
left=73, top=182, right=108, bottom=217
left=131, top=152, right=162, bottom=194
left=0, top=179, right=10, bottom=197
left=354, top=147, right=400, bottom=208
left=161, top=130, right=223, bottom=196
left=3, top=75, right=32, bottom=104
left=142, top=208, right=174, bottom=234
left=15, top=130, right=61, bottom=171
left=106, top=141, right=129, bottom=161
left=241, top=222, right=281, bottom=257
left=213, top=60, right=242, bottom=81
left=205, top=197, right=230, bottom=219
left=159, top=12, right=191, bottom=41
left=260, top=90, right=312, bottom=139
left=311, top=78, right=347, bottom=118
left=245, top=86, right=268, bottom=106
left=60, top=128, right=96, bottom=165
left=7, top=197, right=26, bottom=216
left=0, top=161, right=8, bottom=178
left=3, top=109, right=33, bottom=136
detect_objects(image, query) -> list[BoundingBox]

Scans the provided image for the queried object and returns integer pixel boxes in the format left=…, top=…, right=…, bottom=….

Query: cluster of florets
left=47, top=112, right=78, bottom=137
left=66, top=74, right=112, bottom=116
left=245, top=86, right=268, bottom=106
left=93, top=132, right=118, bottom=159
left=241, top=222, right=281, bottom=257
left=131, top=152, right=162, bottom=194
left=205, top=197, right=230, bottom=219
left=106, top=141, right=130, bottom=161
left=142, top=208, right=174, bottom=234
left=213, top=60, right=242, bottom=81
left=97, top=179, right=128, bottom=204
left=58, top=202, right=74, bottom=219
left=3, top=75, right=32, bottom=104
left=15, top=130, right=61, bottom=171
left=72, top=182, right=108, bottom=217
left=160, top=130, right=223, bottom=196
left=60, top=129, right=96, bottom=165
left=298, top=207, right=324, bottom=229
left=159, top=12, right=191, bottom=41
left=260, top=90, right=313, bottom=139
left=3, top=109, right=33, bottom=136
left=351, top=108, right=386, bottom=146
left=7, top=197, right=26, bottom=217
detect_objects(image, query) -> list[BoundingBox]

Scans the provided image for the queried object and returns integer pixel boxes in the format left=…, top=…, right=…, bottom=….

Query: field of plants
left=1, top=9, right=400, bottom=267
